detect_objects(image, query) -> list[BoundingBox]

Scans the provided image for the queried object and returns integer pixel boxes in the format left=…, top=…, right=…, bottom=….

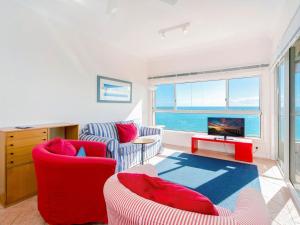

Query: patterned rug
left=156, top=152, right=260, bottom=211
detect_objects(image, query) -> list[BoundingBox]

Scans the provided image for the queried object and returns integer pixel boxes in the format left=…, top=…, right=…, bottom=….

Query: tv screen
left=208, top=117, right=245, bottom=137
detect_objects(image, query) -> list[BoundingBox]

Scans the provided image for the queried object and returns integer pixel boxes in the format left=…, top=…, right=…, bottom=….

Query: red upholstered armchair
left=32, top=140, right=116, bottom=225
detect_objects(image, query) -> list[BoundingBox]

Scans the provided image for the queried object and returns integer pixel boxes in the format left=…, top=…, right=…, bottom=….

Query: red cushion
left=45, top=138, right=77, bottom=156
left=115, top=123, right=138, bottom=143
left=117, top=173, right=219, bottom=216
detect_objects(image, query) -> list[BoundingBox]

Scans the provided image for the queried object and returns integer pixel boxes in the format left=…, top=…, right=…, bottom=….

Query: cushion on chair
left=45, top=138, right=77, bottom=156
left=115, top=123, right=138, bottom=143
left=117, top=173, right=219, bottom=216
left=76, top=147, right=86, bottom=157
left=119, top=120, right=141, bottom=137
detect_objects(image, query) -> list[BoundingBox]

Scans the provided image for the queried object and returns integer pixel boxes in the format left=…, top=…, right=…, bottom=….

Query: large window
left=228, top=77, right=260, bottom=110
left=176, top=81, right=227, bottom=110
left=277, top=60, right=287, bottom=170
left=289, top=39, right=300, bottom=195
left=155, top=84, right=175, bottom=110
left=154, top=76, right=261, bottom=137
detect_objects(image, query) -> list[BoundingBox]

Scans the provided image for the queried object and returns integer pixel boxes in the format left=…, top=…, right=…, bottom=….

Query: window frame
left=153, top=75, right=262, bottom=137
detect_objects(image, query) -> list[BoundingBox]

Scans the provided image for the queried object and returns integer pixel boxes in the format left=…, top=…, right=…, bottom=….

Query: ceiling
left=18, top=0, right=291, bottom=60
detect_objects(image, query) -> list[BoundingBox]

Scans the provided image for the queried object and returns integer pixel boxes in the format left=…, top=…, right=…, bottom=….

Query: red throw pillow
left=115, top=123, right=138, bottom=143
left=117, top=173, right=219, bottom=216
left=45, top=138, right=77, bottom=156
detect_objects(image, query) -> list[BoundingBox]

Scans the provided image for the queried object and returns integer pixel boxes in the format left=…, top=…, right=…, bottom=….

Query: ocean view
left=155, top=107, right=300, bottom=139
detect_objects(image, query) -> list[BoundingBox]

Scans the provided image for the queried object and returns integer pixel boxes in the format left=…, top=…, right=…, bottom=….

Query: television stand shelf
left=191, top=134, right=253, bottom=163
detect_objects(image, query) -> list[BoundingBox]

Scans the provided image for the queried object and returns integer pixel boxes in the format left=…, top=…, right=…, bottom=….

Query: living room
left=0, top=0, right=300, bottom=225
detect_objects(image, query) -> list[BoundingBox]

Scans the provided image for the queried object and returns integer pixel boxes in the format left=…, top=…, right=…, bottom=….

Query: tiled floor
left=0, top=145, right=299, bottom=225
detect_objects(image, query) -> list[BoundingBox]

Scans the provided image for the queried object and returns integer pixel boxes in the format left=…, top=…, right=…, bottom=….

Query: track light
left=158, top=22, right=190, bottom=39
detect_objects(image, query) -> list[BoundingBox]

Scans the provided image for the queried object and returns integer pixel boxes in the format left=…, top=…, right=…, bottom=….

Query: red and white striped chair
left=104, top=164, right=271, bottom=225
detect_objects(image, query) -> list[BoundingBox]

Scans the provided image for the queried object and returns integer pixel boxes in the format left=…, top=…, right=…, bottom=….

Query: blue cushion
left=76, top=147, right=86, bottom=157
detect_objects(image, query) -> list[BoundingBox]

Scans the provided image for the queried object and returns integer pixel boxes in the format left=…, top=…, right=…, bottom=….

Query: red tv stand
left=191, top=135, right=253, bottom=163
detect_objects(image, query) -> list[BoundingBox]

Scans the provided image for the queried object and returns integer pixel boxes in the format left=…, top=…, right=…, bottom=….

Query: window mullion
left=152, top=88, right=156, bottom=125
left=226, top=79, right=229, bottom=109
left=174, top=83, right=177, bottom=111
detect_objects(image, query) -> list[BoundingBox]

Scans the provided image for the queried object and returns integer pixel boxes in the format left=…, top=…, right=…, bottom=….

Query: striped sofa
left=80, top=121, right=162, bottom=171
left=104, top=165, right=271, bottom=225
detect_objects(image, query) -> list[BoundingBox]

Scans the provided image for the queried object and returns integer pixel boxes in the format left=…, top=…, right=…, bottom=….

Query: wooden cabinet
left=0, top=123, right=79, bottom=207
left=6, top=163, right=37, bottom=204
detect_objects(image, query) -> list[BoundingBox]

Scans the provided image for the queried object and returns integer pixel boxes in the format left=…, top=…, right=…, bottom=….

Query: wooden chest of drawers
left=0, top=123, right=79, bottom=206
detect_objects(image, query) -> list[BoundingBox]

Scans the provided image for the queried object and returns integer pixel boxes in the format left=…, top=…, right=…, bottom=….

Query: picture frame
left=97, top=75, right=132, bottom=103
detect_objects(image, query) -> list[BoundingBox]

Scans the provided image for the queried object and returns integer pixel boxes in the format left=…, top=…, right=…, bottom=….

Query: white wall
left=0, top=1, right=149, bottom=128
left=148, top=37, right=273, bottom=159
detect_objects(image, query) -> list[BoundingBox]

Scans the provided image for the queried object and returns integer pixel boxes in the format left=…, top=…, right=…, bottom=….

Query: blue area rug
left=156, top=153, right=260, bottom=211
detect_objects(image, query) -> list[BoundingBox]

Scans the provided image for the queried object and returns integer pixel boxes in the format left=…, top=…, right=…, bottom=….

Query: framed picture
left=97, top=75, right=132, bottom=103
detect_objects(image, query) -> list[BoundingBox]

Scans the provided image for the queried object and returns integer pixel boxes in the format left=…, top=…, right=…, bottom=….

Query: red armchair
left=32, top=140, right=116, bottom=225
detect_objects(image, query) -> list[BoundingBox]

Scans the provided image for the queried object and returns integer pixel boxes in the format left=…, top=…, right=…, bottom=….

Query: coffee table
left=133, top=138, right=155, bottom=165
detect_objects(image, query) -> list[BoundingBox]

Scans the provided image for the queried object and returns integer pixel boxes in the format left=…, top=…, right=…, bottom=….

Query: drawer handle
left=10, top=135, right=14, bottom=138
left=10, top=144, right=14, bottom=147
left=43, top=131, right=47, bottom=134
left=10, top=161, right=14, bottom=164
left=10, top=153, right=14, bottom=155
left=42, top=138, right=46, bottom=141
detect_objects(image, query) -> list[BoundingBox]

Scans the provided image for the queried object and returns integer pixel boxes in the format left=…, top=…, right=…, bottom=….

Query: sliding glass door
left=277, top=61, right=287, bottom=170
left=289, top=38, right=300, bottom=193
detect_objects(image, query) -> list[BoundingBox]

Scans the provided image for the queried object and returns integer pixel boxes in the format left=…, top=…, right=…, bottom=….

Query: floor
left=149, top=145, right=300, bottom=225
left=0, top=145, right=299, bottom=225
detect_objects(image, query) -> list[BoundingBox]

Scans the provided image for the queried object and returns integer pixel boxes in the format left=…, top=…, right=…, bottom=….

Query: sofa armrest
left=122, top=164, right=158, bottom=177
left=79, top=134, right=119, bottom=159
left=232, top=188, right=271, bottom=225
left=140, top=126, right=162, bottom=136
left=68, top=140, right=106, bottom=157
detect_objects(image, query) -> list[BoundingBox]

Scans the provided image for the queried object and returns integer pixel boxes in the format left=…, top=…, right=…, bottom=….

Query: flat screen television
left=207, top=117, right=245, bottom=139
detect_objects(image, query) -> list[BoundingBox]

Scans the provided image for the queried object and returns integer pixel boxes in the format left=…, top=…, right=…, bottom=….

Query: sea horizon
left=155, top=108, right=300, bottom=140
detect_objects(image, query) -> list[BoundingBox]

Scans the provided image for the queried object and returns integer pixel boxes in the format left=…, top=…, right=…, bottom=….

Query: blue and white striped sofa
left=79, top=121, right=162, bottom=171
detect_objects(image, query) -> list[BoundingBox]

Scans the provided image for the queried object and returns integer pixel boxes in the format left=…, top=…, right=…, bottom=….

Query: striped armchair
left=80, top=121, right=162, bottom=171
left=104, top=165, right=271, bottom=225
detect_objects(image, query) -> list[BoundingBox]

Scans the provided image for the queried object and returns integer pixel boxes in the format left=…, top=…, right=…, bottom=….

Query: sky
left=155, top=77, right=260, bottom=108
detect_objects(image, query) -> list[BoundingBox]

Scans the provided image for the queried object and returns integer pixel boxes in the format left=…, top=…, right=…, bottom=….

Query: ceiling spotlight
left=107, top=0, right=119, bottom=14
left=182, top=26, right=188, bottom=34
left=160, top=0, right=179, bottom=5
left=110, top=7, right=118, bottom=14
